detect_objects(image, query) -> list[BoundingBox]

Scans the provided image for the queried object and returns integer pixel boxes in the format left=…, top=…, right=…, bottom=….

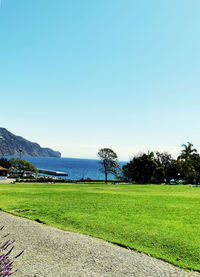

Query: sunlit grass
left=0, top=182, right=200, bottom=271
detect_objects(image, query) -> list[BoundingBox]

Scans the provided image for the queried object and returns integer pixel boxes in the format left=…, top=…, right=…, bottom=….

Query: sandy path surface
left=0, top=212, right=199, bottom=277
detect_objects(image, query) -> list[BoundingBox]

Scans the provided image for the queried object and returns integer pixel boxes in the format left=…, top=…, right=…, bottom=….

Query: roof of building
left=0, top=166, right=8, bottom=171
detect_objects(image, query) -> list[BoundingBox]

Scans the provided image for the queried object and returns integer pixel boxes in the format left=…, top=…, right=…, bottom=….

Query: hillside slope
left=0, top=128, right=61, bottom=157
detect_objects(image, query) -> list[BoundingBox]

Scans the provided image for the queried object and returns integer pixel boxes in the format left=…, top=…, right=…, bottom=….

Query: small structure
left=0, top=166, right=8, bottom=177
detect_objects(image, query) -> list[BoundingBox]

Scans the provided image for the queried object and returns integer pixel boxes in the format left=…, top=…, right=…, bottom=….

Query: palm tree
left=178, top=142, right=197, bottom=184
left=178, top=142, right=197, bottom=161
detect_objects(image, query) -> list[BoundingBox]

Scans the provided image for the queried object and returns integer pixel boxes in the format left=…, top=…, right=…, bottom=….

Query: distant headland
left=0, top=128, right=61, bottom=158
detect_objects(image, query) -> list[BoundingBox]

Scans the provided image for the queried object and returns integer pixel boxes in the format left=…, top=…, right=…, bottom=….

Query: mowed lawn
left=0, top=183, right=200, bottom=271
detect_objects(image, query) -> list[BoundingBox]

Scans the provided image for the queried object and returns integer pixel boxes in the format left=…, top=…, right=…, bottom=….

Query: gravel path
left=0, top=212, right=199, bottom=277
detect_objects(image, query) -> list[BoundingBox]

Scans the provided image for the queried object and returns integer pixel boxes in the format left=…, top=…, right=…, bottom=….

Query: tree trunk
left=105, top=172, right=108, bottom=184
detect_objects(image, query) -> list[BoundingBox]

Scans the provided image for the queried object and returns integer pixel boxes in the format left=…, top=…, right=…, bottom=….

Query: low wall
left=0, top=177, right=8, bottom=180
left=0, top=178, right=15, bottom=183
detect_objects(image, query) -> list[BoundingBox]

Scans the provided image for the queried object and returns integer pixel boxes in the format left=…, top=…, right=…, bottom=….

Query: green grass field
left=0, top=182, right=200, bottom=271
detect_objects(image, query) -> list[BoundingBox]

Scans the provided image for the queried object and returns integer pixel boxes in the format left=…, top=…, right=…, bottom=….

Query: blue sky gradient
left=0, top=0, right=200, bottom=160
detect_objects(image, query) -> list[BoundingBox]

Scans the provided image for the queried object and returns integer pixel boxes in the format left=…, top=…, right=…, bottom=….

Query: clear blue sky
left=0, top=0, right=200, bottom=160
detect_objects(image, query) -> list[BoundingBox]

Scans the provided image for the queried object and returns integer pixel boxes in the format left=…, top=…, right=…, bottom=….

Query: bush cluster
left=122, top=142, right=200, bottom=184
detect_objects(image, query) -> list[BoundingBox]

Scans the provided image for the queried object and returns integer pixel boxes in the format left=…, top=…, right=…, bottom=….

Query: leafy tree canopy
left=98, top=148, right=120, bottom=183
left=122, top=152, right=159, bottom=184
left=0, top=158, right=11, bottom=169
left=10, top=158, right=38, bottom=177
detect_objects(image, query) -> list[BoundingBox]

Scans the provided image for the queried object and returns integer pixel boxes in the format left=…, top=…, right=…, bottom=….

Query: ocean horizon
left=6, top=156, right=127, bottom=180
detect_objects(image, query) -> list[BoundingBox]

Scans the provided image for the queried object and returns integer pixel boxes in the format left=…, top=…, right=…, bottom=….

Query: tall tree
left=190, top=153, right=200, bottom=184
left=178, top=142, right=197, bottom=161
left=97, top=148, right=119, bottom=184
left=122, top=152, right=159, bottom=184
left=155, top=152, right=179, bottom=183
left=178, top=142, right=198, bottom=184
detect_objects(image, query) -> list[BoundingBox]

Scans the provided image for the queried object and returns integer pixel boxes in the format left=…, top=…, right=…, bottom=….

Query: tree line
left=0, top=142, right=199, bottom=184
left=98, top=142, right=200, bottom=184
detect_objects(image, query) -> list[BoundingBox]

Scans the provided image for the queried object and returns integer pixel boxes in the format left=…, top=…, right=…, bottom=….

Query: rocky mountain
left=0, top=128, right=61, bottom=158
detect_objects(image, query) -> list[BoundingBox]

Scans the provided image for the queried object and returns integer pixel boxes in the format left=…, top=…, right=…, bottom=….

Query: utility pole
left=18, top=149, right=23, bottom=178
left=19, top=149, right=23, bottom=159
left=0, top=136, right=4, bottom=156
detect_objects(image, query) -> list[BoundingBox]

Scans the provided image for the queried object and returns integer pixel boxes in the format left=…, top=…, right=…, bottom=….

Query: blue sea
left=16, top=157, right=126, bottom=180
